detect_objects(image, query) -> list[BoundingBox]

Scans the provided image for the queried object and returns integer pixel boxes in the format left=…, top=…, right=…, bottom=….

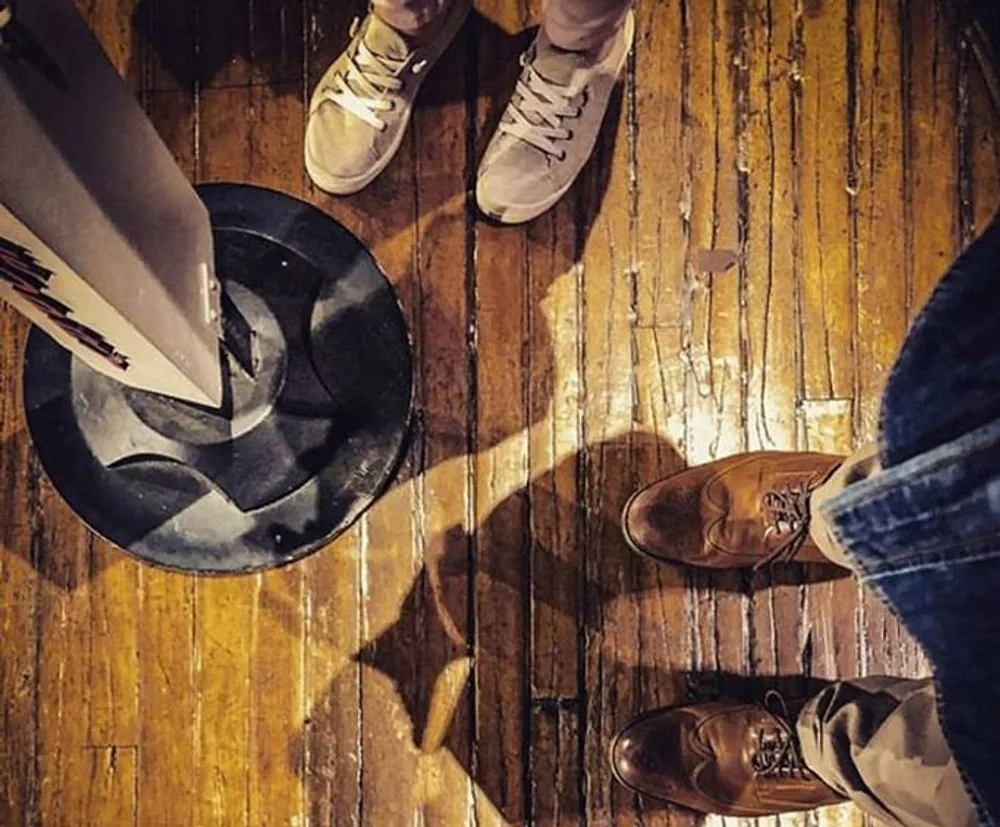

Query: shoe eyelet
left=556, top=150, right=567, bottom=162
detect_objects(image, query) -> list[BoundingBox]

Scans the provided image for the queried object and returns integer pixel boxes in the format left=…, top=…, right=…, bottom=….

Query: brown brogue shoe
left=611, top=692, right=845, bottom=817
left=622, top=451, right=845, bottom=569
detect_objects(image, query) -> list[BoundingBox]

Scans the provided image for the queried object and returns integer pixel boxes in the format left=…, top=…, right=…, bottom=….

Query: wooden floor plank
left=854, top=0, right=909, bottom=446
left=632, top=0, right=686, bottom=448
left=471, top=4, right=532, bottom=825
left=797, top=0, right=864, bottom=707
left=87, top=543, right=139, bottom=747
left=35, top=508, right=93, bottom=826
left=743, top=0, right=799, bottom=456
left=799, top=0, right=854, bottom=403
left=136, top=565, right=198, bottom=827
left=526, top=201, right=583, bottom=706
left=682, top=0, right=750, bottom=704
left=530, top=706, right=581, bottom=827
left=683, top=0, right=744, bottom=466
left=737, top=0, right=812, bottom=743
left=0, top=312, right=38, bottom=827
left=631, top=7, right=691, bottom=790
left=906, top=0, right=961, bottom=315
left=191, top=578, right=253, bottom=826
left=518, top=56, right=595, bottom=817
left=853, top=0, right=924, bottom=684
left=141, top=0, right=196, bottom=94
left=247, top=0, right=305, bottom=87
left=577, top=28, right=642, bottom=826
left=300, top=539, right=362, bottom=827
left=523, top=195, right=588, bottom=827
left=735, top=1, right=811, bottom=763
left=407, top=7, right=475, bottom=824
left=250, top=566, right=307, bottom=827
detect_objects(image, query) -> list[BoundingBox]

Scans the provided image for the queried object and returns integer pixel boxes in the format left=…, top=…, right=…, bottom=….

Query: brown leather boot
left=611, top=692, right=846, bottom=817
left=622, top=451, right=846, bottom=570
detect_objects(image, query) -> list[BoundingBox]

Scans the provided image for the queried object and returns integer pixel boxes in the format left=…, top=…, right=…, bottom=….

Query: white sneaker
left=305, top=2, right=471, bottom=195
left=476, top=10, right=635, bottom=224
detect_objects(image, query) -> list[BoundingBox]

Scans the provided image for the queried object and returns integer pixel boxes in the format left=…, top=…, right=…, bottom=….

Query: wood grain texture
left=683, top=0, right=747, bottom=707
left=0, top=311, right=38, bottom=827
left=796, top=0, right=863, bottom=726
left=0, top=1, right=998, bottom=826
left=799, top=0, right=854, bottom=403
left=853, top=0, right=927, bottom=685
left=34, top=504, right=94, bottom=826
left=906, top=0, right=960, bottom=315
left=631, top=9, right=690, bottom=794
left=473, top=3, right=531, bottom=824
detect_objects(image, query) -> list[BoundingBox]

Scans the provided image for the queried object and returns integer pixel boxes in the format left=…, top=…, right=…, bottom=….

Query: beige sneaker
left=305, top=1, right=471, bottom=195
left=476, top=10, right=635, bottom=224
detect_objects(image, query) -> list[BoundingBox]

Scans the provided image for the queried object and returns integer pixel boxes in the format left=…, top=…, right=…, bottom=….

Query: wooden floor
left=2, top=0, right=1000, bottom=825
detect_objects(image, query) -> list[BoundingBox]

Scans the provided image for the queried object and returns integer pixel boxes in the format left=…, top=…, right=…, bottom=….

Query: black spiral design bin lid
left=23, top=184, right=413, bottom=573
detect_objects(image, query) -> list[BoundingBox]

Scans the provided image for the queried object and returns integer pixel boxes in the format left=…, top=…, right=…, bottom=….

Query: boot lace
left=750, top=691, right=815, bottom=780
left=755, top=480, right=818, bottom=569
left=323, top=18, right=426, bottom=130
left=497, top=48, right=585, bottom=160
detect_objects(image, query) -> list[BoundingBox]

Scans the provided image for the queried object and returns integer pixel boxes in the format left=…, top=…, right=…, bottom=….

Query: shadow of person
left=290, top=431, right=692, bottom=826
left=137, top=0, right=412, bottom=96
left=288, top=420, right=865, bottom=825
left=135, top=1, right=523, bottom=96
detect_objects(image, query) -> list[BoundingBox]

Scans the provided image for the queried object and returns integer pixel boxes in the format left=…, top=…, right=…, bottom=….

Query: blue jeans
left=819, top=211, right=1000, bottom=827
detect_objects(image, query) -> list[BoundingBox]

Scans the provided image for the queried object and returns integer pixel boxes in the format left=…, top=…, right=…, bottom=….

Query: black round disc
left=23, top=183, right=413, bottom=573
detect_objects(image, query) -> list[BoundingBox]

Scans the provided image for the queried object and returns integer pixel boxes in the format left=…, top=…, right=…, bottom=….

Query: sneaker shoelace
left=497, top=49, right=585, bottom=160
left=755, top=480, right=818, bottom=569
left=323, top=17, right=425, bottom=130
left=750, top=691, right=815, bottom=780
